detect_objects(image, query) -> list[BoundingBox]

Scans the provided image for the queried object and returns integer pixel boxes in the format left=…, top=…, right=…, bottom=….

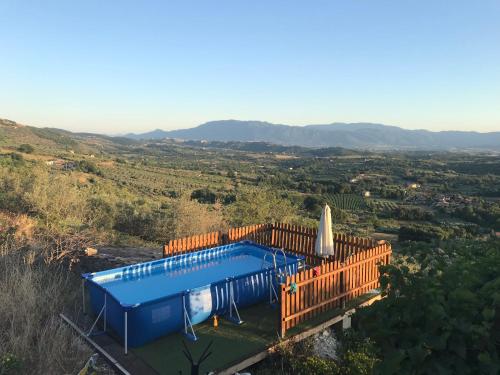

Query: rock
left=313, top=329, right=338, bottom=360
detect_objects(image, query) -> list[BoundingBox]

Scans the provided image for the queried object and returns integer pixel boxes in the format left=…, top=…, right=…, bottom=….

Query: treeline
left=442, top=202, right=500, bottom=231
left=0, top=159, right=305, bottom=245
left=399, top=223, right=480, bottom=242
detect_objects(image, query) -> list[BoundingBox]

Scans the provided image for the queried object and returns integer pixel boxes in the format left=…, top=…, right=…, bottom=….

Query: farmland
left=1, top=120, right=499, bottom=247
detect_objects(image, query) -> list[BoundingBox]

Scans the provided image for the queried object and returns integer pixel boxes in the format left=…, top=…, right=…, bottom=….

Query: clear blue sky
left=1, top=0, right=499, bottom=133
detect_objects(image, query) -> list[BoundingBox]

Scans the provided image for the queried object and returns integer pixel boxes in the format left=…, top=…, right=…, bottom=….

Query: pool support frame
left=82, top=241, right=303, bottom=353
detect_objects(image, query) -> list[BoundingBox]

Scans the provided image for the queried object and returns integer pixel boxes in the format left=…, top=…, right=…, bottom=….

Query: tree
left=225, top=189, right=297, bottom=226
left=191, top=188, right=217, bottom=204
left=17, top=144, right=34, bottom=154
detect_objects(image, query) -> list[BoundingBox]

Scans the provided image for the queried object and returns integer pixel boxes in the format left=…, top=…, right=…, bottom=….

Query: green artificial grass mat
left=132, top=292, right=379, bottom=374
left=132, top=303, right=280, bottom=374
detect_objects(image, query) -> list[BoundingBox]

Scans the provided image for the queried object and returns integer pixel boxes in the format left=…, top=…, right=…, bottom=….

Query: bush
left=76, top=160, right=101, bottom=175
left=0, top=353, right=21, bottom=375
left=336, top=330, right=380, bottom=375
left=252, top=332, right=379, bottom=375
left=191, top=188, right=217, bottom=204
left=9, top=153, right=23, bottom=162
left=17, top=144, right=34, bottom=154
left=303, top=195, right=322, bottom=215
left=225, top=189, right=297, bottom=226
left=399, top=224, right=451, bottom=242
left=355, top=240, right=500, bottom=374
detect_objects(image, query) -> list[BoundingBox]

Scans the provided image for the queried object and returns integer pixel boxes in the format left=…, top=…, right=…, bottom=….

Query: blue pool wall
left=83, top=241, right=303, bottom=347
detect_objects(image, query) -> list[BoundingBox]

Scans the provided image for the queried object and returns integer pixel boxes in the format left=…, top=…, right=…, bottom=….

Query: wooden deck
left=67, top=223, right=390, bottom=373
left=63, top=292, right=381, bottom=374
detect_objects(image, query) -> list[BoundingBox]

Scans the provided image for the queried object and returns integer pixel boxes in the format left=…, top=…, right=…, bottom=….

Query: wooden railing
left=163, top=223, right=385, bottom=261
left=163, top=231, right=221, bottom=257
left=271, top=223, right=319, bottom=264
left=162, top=223, right=391, bottom=337
left=228, top=223, right=273, bottom=245
left=279, top=243, right=392, bottom=337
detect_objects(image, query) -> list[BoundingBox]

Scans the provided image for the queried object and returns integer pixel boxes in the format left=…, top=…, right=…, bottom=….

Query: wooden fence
left=163, top=231, right=221, bottom=257
left=280, top=243, right=392, bottom=337
left=163, top=223, right=392, bottom=337
left=228, top=223, right=273, bottom=245
left=162, top=223, right=389, bottom=265
left=163, top=223, right=385, bottom=265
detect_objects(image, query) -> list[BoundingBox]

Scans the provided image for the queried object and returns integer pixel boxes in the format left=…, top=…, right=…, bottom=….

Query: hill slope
left=126, top=120, right=500, bottom=150
left=0, top=118, right=139, bottom=155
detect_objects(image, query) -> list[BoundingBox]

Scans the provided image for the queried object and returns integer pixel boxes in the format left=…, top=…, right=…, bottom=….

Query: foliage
left=398, top=223, right=477, bottom=242
left=253, top=331, right=379, bottom=375
left=76, top=160, right=101, bottom=175
left=445, top=201, right=500, bottom=231
left=225, top=189, right=297, bottom=226
left=8, top=153, right=23, bottom=163
left=191, top=187, right=217, bottom=204
left=355, top=240, right=500, bottom=375
left=0, top=353, right=21, bottom=375
left=17, top=144, right=34, bottom=154
left=336, top=330, right=380, bottom=375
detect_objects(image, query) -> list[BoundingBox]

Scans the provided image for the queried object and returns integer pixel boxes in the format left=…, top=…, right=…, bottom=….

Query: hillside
left=126, top=120, right=500, bottom=151
left=0, top=118, right=137, bottom=155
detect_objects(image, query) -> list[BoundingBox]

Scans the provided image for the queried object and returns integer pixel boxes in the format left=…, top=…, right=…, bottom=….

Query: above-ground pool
left=82, top=241, right=303, bottom=348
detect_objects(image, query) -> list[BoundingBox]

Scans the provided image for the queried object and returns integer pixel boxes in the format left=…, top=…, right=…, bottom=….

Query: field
left=1, top=118, right=499, bottom=245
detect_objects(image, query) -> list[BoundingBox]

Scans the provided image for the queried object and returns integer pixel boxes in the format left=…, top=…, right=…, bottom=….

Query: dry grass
left=0, top=236, right=93, bottom=374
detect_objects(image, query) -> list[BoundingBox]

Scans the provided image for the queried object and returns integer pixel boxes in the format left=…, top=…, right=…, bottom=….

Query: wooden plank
left=59, top=314, right=132, bottom=375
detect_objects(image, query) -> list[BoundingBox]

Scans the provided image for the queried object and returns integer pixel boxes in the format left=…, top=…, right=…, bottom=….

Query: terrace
left=66, top=223, right=391, bottom=374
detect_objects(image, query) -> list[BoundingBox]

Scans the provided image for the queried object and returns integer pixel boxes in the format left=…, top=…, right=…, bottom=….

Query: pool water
left=82, top=241, right=303, bottom=347
left=96, top=247, right=282, bottom=305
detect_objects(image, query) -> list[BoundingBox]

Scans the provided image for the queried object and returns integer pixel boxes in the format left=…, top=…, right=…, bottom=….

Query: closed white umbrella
left=315, top=204, right=334, bottom=256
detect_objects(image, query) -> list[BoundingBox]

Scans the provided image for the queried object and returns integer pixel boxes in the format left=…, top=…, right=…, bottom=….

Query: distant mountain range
left=125, top=120, right=500, bottom=150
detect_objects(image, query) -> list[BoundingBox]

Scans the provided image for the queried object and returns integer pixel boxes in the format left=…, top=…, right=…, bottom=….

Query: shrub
left=303, top=195, right=322, bottom=215
left=76, top=160, right=101, bottom=175
left=356, top=240, right=500, bottom=374
left=225, top=189, right=297, bottom=226
left=9, top=153, right=23, bottom=162
left=191, top=188, right=217, bottom=204
left=0, top=353, right=21, bottom=375
left=17, top=144, right=34, bottom=154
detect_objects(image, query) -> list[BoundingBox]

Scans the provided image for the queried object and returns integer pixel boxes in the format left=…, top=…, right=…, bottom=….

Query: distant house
left=46, top=159, right=75, bottom=170
left=46, top=159, right=65, bottom=167
left=363, top=191, right=371, bottom=198
left=407, top=182, right=420, bottom=189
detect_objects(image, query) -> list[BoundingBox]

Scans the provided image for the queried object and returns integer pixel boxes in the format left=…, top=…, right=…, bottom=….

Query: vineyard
left=325, top=194, right=367, bottom=211
left=366, top=199, right=399, bottom=211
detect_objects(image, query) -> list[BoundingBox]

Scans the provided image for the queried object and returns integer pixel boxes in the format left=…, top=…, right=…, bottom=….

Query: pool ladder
left=262, top=248, right=289, bottom=305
